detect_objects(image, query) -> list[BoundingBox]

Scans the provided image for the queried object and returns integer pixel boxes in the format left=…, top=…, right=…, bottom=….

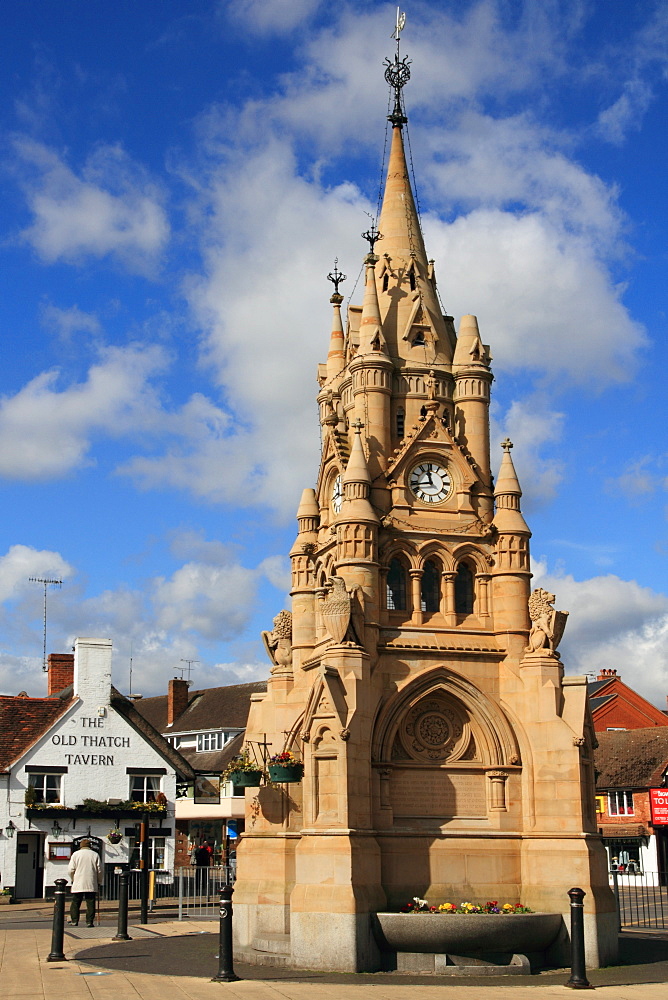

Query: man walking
left=68, top=838, right=102, bottom=927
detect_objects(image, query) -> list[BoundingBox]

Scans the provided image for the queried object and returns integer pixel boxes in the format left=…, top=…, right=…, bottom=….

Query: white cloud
left=597, top=78, right=654, bottom=145
left=13, top=138, right=169, bottom=274
left=41, top=304, right=102, bottom=342
left=532, top=560, right=668, bottom=705
left=0, top=345, right=168, bottom=479
left=224, top=0, right=321, bottom=36
left=492, top=397, right=564, bottom=506
left=0, top=545, right=74, bottom=604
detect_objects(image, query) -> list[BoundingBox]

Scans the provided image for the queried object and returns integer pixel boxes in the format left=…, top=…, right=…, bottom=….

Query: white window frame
left=197, top=732, right=223, bottom=752
left=129, top=774, right=161, bottom=802
left=608, top=790, right=634, bottom=816
left=29, top=772, right=62, bottom=804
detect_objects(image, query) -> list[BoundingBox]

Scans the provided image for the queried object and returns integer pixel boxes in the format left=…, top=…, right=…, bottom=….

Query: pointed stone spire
left=358, top=254, right=387, bottom=354
left=377, top=125, right=427, bottom=268
left=453, top=315, right=490, bottom=369
left=296, top=488, right=320, bottom=532
left=340, top=419, right=379, bottom=522
left=493, top=439, right=530, bottom=533
left=375, top=125, right=452, bottom=364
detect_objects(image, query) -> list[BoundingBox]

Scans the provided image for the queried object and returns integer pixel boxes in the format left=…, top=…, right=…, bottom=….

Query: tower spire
left=326, top=260, right=346, bottom=378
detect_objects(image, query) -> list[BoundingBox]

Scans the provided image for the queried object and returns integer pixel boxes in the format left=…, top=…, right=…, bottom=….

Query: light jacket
left=68, top=847, right=102, bottom=893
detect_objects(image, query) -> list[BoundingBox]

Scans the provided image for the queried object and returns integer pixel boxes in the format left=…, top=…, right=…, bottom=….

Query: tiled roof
left=595, top=728, right=668, bottom=789
left=177, top=731, right=245, bottom=773
left=589, top=694, right=614, bottom=712
left=587, top=679, right=610, bottom=697
left=0, top=691, right=75, bottom=772
left=110, top=688, right=196, bottom=781
left=134, top=681, right=266, bottom=735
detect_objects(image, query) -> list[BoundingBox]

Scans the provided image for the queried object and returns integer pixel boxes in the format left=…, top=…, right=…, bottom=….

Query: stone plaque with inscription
left=390, top=768, right=486, bottom=819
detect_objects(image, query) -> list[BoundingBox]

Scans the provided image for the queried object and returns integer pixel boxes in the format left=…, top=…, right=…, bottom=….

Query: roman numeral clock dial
left=409, top=462, right=452, bottom=504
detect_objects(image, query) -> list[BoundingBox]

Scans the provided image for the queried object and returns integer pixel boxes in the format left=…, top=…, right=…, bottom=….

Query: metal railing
left=611, top=869, right=668, bottom=929
left=102, top=865, right=235, bottom=918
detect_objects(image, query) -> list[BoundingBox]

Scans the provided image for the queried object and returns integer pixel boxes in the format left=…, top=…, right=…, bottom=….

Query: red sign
left=650, top=788, right=668, bottom=825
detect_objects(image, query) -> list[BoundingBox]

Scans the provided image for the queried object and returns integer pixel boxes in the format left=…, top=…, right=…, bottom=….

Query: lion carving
left=262, top=610, right=293, bottom=674
left=525, top=588, right=568, bottom=655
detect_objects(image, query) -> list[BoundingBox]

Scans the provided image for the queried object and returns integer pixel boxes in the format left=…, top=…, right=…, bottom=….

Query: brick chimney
left=47, top=653, right=74, bottom=696
left=597, top=669, right=619, bottom=681
left=167, top=677, right=190, bottom=726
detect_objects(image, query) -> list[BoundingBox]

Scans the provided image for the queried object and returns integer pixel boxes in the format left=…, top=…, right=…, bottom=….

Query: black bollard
left=211, top=884, right=240, bottom=983
left=565, top=887, right=593, bottom=989
left=46, top=878, right=69, bottom=962
left=112, top=870, right=132, bottom=941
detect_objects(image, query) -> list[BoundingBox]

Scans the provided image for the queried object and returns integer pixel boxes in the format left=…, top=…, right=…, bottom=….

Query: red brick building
left=589, top=669, right=668, bottom=732
left=594, top=728, right=668, bottom=879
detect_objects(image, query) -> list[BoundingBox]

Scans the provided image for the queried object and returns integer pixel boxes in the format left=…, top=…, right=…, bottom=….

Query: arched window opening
left=421, top=560, right=441, bottom=613
left=396, top=408, right=405, bottom=439
left=412, top=330, right=425, bottom=346
left=386, top=558, right=407, bottom=611
left=409, top=270, right=416, bottom=291
left=382, top=273, right=389, bottom=292
left=455, top=561, right=475, bottom=615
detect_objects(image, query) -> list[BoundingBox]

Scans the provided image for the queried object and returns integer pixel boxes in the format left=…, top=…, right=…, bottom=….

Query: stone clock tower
left=233, top=42, right=616, bottom=973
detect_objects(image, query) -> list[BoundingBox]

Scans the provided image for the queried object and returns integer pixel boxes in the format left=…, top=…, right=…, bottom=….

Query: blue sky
left=1, top=0, right=667, bottom=705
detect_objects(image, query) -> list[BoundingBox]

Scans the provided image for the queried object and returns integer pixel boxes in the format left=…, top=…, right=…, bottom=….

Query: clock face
left=331, top=474, right=343, bottom=513
left=409, top=462, right=452, bottom=504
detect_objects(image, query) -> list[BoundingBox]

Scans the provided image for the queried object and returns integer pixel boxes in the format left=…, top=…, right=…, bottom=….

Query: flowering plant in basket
left=222, top=750, right=264, bottom=780
left=268, top=750, right=301, bottom=766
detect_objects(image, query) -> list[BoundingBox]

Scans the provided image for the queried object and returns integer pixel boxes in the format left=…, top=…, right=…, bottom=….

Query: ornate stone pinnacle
left=501, top=438, right=513, bottom=452
left=351, top=418, right=364, bottom=435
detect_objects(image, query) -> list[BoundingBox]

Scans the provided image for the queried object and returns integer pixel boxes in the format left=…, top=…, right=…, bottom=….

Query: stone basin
left=373, top=911, right=563, bottom=958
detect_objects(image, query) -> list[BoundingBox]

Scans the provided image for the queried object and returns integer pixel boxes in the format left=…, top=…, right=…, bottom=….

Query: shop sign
left=649, top=788, right=668, bottom=825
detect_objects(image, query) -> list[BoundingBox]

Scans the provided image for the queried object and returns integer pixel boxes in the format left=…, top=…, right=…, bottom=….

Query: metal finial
left=385, top=9, right=410, bottom=127
left=352, top=418, right=364, bottom=434
left=362, top=222, right=383, bottom=255
left=501, top=438, right=513, bottom=452
left=327, top=259, right=346, bottom=295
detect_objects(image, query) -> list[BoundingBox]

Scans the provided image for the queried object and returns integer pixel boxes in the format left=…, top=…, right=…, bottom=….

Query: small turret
left=491, top=439, right=531, bottom=639
left=453, top=314, right=494, bottom=519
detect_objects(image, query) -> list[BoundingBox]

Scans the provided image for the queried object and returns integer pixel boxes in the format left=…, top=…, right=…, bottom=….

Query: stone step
left=252, top=932, right=291, bottom=956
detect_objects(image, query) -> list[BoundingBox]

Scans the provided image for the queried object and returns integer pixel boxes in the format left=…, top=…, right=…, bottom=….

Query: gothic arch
left=379, top=538, right=419, bottom=570
left=451, top=542, right=493, bottom=573
left=372, top=666, right=520, bottom=768
left=416, top=539, right=455, bottom=573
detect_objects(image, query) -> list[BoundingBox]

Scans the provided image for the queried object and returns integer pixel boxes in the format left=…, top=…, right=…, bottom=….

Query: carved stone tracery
left=399, top=693, right=472, bottom=762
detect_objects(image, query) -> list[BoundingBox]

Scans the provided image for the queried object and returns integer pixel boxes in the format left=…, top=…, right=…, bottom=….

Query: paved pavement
left=0, top=902, right=667, bottom=1000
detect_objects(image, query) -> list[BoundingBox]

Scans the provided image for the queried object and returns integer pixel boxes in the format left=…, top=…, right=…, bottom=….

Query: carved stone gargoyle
left=525, top=588, right=569, bottom=655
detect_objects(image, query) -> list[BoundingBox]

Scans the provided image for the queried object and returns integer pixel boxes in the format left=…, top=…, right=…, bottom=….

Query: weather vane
left=327, top=258, right=347, bottom=296
left=385, top=8, right=410, bottom=127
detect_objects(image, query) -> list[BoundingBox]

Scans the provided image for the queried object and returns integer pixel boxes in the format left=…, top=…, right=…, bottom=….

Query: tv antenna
left=178, top=658, right=198, bottom=682
left=29, top=577, right=62, bottom=672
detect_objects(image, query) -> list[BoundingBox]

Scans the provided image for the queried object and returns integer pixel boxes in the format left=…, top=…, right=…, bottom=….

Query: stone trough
left=372, top=911, right=564, bottom=976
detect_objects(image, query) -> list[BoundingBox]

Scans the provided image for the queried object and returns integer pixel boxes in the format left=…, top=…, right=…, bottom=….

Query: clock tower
left=234, top=38, right=616, bottom=974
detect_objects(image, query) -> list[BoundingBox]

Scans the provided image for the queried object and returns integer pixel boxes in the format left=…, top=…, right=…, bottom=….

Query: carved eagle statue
left=322, top=575, right=365, bottom=646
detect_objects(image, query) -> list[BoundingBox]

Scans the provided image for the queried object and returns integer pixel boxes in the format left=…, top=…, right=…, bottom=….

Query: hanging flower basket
left=230, top=769, right=263, bottom=788
left=107, top=829, right=123, bottom=845
left=268, top=752, right=304, bottom=783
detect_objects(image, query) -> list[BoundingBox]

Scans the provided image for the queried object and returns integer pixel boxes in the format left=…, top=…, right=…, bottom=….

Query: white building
left=0, top=638, right=194, bottom=899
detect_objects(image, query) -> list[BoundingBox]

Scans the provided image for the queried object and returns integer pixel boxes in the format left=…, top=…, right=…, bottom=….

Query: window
left=386, top=558, right=407, bottom=611
left=197, top=732, right=223, bottom=752
left=129, top=774, right=161, bottom=802
left=382, top=272, right=389, bottom=292
left=421, top=560, right=441, bottom=613
left=29, top=773, right=61, bottom=804
left=608, top=790, right=634, bottom=816
left=409, top=270, right=416, bottom=291
left=412, top=331, right=425, bottom=346
left=129, top=834, right=166, bottom=870
left=455, top=562, right=475, bottom=615
left=396, top=408, right=405, bottom=439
